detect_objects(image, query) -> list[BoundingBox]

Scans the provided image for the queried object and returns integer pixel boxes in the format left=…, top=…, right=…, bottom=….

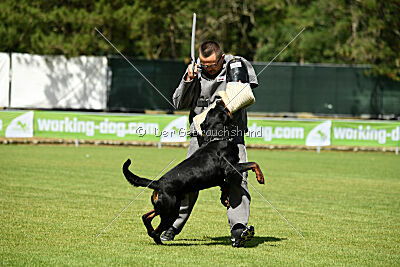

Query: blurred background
left=0, top=0, right=399, bottom=118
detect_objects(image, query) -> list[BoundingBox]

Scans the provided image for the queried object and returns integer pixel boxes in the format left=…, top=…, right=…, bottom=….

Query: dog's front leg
left=233, top=162, right=265, bottom=184
left=143, top=211, right=163, bottom=245
left=220, top=183, right=230, bottom=207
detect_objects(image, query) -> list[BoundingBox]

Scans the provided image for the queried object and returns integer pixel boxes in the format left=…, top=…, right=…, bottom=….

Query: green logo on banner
left=305, top=121, right=331, bottom=146
left=5, top=111, right=34, bottom=138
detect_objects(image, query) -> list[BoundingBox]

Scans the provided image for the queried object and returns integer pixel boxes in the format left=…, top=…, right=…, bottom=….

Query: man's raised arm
left=172, top=63, right=199, bottom=109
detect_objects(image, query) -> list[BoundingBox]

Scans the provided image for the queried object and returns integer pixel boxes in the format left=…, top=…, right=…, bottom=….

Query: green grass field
left=0, top=145, right=399, bottom=266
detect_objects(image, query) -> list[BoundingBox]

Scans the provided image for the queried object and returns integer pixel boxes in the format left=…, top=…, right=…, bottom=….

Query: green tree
left=253, top=0, right=400, bottom=80
left=0, top=0, right=398, bottom=80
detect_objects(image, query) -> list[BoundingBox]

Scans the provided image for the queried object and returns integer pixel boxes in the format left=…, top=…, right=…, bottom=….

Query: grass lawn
left=0, top=145, right=399, bottom=266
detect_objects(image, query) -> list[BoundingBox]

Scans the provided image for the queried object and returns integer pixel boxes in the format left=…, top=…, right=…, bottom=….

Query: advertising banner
left=245, top=119, right=331, bottom=146
left=1, top=110, right=399, bottom=148
left=34, top=111, right=187, bottom=142
left=331, top=121, right=400, bottom=147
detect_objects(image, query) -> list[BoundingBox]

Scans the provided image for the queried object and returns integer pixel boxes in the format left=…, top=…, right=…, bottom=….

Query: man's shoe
left=232, top=225, right=255, bottom=247
left=160, top=227, right=176, bottom=241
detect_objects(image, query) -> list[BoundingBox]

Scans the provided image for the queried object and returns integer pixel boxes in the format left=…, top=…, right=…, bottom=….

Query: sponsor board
left=246, top=119, right=400, bottom=147
left=331, top=121, right=400, bottom=147
left=245, top=119, right=330, bottom=146
left=1, top=110, right=399, bottom=147
left=34, top=111, right=188, bottom=142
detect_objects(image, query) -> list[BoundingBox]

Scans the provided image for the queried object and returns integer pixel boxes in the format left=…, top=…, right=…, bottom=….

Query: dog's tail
left=122, top=159, right=160, bottom=190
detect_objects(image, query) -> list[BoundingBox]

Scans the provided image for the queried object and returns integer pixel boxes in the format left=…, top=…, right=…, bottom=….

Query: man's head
left=199, top=41, right=225, bottom=76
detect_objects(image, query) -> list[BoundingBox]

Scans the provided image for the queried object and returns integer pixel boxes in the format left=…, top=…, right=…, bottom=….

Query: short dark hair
left=199, top=41, right=223, bottom=59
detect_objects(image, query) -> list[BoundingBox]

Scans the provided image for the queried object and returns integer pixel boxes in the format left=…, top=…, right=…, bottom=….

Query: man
left=162, top=41, right=258, bottom=247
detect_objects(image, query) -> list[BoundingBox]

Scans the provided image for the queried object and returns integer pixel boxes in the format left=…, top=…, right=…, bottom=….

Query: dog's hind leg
left=152, top=214, right=177, bottom=245
left=150, top=195, right=181, bottom=245
left=141, top=190, right=162, bottom=240
left=142, top=209, right=158, bottom=237
left=232, top=162, right=265, bottom=184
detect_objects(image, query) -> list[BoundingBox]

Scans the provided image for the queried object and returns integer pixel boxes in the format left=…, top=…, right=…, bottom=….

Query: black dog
left=122, top=101, right=264, bottom=244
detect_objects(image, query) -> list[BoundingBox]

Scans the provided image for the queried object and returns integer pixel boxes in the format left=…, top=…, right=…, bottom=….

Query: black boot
left=160, top=227, right=177, bottom=241
left=231, top=224, right=255, bottom=248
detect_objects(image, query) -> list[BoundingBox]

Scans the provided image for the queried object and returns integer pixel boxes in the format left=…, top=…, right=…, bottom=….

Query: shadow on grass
left=166, top=236, right=286, bottom=247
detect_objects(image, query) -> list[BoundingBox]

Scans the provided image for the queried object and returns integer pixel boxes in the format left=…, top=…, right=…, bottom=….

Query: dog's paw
left=220, top=193, right=230, bottom=207
left=256, top=172, right=265, bottom=184
left=153, top=236, right=163, bottom=245
left=252, top=163, right=265, bottom=184
left=222, top=199, right=230, bottom=208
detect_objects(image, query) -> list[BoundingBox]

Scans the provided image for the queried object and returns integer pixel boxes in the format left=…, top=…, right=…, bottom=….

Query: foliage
left=253, top=0, right=400, bottom=80
left=0, top=0, right=399, bottom=80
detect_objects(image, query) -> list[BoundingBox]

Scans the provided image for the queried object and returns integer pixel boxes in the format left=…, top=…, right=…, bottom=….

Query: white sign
left=306, top=120, right=331, bottom=146
left=5, top=111, right=34, bottom=138
left=230, top=61, right=242, bottom=68
left=160, top=116, right=187, bottom=143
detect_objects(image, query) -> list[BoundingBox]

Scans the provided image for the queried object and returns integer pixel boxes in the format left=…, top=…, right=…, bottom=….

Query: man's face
left=199, top=53, right=224, bottom=76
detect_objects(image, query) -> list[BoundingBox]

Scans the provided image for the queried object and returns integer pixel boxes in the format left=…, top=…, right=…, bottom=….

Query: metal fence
left=108, top=57, right=400, bottom=116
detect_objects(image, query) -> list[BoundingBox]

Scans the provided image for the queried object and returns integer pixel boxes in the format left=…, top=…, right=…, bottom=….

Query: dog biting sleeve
left=193, top=102, right=217, bottom=135
left=218, top=82, right=255, bottom=113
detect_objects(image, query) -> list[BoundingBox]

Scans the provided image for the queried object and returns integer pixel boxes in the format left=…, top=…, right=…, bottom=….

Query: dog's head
left=199, top=100, right=236, bottom=142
